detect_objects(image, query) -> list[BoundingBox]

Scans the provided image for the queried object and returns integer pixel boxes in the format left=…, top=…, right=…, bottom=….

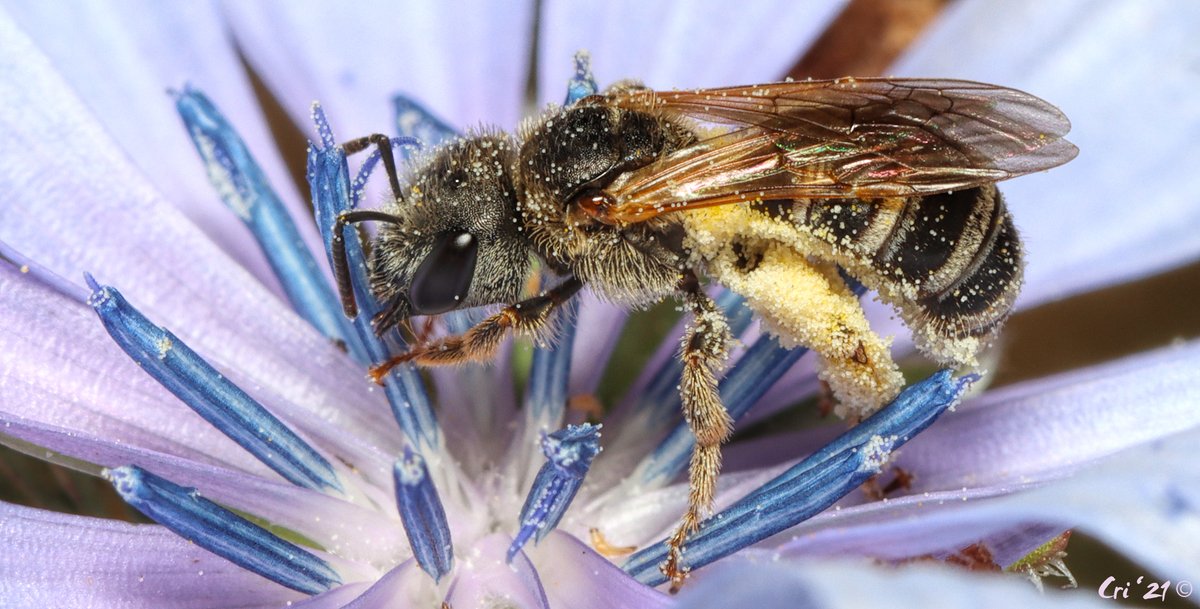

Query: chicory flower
left=1, top=2, right=1198, bottom=608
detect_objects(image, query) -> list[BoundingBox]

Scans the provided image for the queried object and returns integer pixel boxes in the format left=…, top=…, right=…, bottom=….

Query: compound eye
left=409, top=231, right=478, bottom=315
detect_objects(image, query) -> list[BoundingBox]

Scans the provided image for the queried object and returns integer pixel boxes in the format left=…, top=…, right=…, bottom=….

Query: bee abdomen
left=796, top=185, right=1022, bottom=344
left=914, top=191, right=1022, bottom=340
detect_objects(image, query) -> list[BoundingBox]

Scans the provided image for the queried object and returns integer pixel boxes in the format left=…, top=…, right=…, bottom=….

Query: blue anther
left=623, top=370, right=972, bottom=585
left=173, top=86, right=347, bottom=344
left=393, top=449, right=454, bottom=582
left=565, top=51, right=599, bottom=105
left=86, top=275, right=342, bottom=493
left=311, top=102, right=337, bottom=149
left=308, top=103, right=440, bottom=452
left=508, top=424, right=602, bottom=562
left=305, top=124, right=372, bottom=365
left=348, top=136, right=422, bottom=208
left=393, top=95, right=458, bottom=152
left=524, top=297, right=579, bottom=425
left=108, top=466, right=341, bottom=595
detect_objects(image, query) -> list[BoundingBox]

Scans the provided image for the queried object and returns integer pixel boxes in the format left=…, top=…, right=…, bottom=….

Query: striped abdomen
left=760, top=185, right=1022, bottom=360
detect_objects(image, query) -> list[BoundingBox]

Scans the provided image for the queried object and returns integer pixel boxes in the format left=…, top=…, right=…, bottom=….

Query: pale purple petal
left=679, top=559, right=1113, bottom=609
left=604, top=339, right=1200, bottom=548
left=288, top=561, right=438, bottom=609
left=773, top=485, right=1034, bottom=560
left=286, top=584, right=372, bottom=609
left=0, top=268, right=400, bottom=484
left=897, top=0, right=1200, bottom=306
left=445, top=533, right=549, bottom=609
left=0, top=23, right=402, bottom=456
left=729, top=339, right=1200, bottom=494
left=529, top=531, right=672, bottom=609
left=721, top=425, right=840, bottom=475
left=0, top=501, right=306, bottom=609
left=775, top=423, right=1200, bottom=585
left=0, top=268, right=267, bottom=474
left=760, top=360, right=1200, bottom=580
left=0, top=413, right=405, bottom=564
left=224, top=0, right=532, bottom=138
left=892, top=340, right=1200, bottom=493
left=0, top=2, right=323, bottom=294
left=538, top=0, right=847, bottom=102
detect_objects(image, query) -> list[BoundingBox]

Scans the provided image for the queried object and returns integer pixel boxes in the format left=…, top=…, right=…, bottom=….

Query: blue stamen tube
left=86, top=275, right=342, bottom=493
left=393, top=449, right=454, bottom=581
left=109, top=466, right=341, bottom=595
left=508, top=424, right=602, bottom=562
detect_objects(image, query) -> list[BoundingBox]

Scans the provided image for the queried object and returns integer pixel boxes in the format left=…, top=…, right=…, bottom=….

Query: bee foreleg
left=367, top=277, right=583, bottom=383
left=331, top=209, right=406, bottom=319
left=341, top=133, right=404, bottom=204
left=662, top=273, right=733, bottom=591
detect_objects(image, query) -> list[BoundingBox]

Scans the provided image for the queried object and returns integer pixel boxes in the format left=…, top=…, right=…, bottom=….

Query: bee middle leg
left=662, top=272, right=734, bottom=591
left=367, top=276, right=583, bottom=383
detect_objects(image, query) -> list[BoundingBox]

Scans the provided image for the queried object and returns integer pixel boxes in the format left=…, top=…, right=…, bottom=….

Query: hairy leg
left=661, top=273, right=733, bottom=591
left=368, top=277, right=583, bottom=383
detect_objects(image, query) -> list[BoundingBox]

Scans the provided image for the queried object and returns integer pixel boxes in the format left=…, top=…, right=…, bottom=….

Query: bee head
left=368, top=133, right=532, bottom=330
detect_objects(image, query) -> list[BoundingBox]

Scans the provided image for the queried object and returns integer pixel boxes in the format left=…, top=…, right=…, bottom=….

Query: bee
left=331, top=76, right=1076, bottom=586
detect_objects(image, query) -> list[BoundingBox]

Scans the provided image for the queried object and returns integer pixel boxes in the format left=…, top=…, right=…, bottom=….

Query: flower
left=1, top=2, right=1199, bottom=609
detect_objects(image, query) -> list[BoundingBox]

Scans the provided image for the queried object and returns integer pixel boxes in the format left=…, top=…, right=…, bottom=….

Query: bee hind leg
left=367, top=276, right=583, bottom=383
left=662, top=273, right=734, bottom=591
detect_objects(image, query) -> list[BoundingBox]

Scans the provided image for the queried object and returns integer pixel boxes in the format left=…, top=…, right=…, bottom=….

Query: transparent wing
left=584, top=78, right=1077, bottom=224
